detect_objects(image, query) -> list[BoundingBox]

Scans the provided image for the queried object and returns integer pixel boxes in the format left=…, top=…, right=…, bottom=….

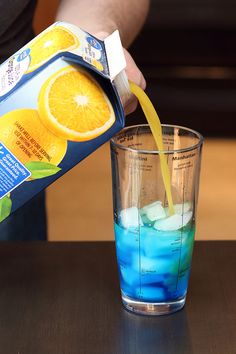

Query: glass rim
left=110, top=124, right=204, bottom=155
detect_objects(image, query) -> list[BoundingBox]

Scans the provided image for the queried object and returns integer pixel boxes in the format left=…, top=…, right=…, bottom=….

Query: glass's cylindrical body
left=110, top=124, right=203, bottom=315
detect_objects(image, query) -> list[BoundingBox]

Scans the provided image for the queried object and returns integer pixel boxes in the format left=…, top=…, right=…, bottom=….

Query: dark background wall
left=128, top=0, right=236, bottom=137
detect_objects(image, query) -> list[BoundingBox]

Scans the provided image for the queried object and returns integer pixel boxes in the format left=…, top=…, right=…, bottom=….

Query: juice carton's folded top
left=0, top=21, right=130, bottom=104
left=0, top=22, right=129, bottom=223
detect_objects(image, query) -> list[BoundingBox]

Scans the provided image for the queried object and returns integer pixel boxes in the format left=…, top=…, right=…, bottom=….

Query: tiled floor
left=47, top=138, right=236, bottom=241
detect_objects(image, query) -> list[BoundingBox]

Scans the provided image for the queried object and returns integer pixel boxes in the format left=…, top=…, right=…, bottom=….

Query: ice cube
left=136, top=286, right=166, bottom=301
left=119, top=207, right=143, bottom=228
left=141, top=200, right=162, bottom=213
left=154, top=211, right=193, bottom=231
left=132, top=252, right=173, bottom=276
left=165, top=202, right=192, bottom=216
left=141, top=214, right=153, bottom=225
left=114, top=223, right=140, bottom=264
left=174, top=201, right=192, bottom=214
left=140, top=226, right=182, bottom=258
left=120, top=264, right=140, bottom=288
left=141, top=201, right=166, bottom=221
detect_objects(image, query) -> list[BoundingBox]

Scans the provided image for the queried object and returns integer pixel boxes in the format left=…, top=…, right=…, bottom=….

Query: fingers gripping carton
left=0, top=22, right=129, bottom=223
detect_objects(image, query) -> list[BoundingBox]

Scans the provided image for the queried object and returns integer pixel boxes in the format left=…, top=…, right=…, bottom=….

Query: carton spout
left=113, top=70, right=131, bottom=108
left=104, top=30, right=132, bottom=107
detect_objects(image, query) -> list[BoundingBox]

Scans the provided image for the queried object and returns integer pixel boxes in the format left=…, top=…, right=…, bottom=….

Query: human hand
left=123, top=48, right=146, bottom=115
left=95, top=32, right=146, bottom=116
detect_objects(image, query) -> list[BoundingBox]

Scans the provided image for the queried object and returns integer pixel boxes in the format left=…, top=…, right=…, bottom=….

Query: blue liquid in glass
left=114, top=221, right=195, bottom=302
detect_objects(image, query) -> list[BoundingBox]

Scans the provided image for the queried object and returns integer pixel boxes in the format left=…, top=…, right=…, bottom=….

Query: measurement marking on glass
left=175, top=172, right=186, bottom=292
left=138, top=161, right=142, bottom=299
left=163, top=146, right=170, bottom=207
left=138, top=224, right=142, bottom=299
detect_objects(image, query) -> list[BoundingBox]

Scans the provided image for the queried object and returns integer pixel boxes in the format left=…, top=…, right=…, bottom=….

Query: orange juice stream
left=129, top=82, right=175, bottom=216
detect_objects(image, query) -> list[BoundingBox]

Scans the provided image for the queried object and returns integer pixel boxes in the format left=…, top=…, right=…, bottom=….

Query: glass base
left=121, top=292, right=186, bottom=316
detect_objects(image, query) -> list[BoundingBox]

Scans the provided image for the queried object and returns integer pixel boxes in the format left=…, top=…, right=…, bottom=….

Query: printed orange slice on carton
left=38, top=66, right=115, bottom=142
left=27, top=26, right=79, bottom=73
left=0, top=109, right=67, bottom=165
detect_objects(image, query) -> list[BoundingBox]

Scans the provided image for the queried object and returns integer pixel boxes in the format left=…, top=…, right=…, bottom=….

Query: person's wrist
left=89, top=20, right=119, bottom=40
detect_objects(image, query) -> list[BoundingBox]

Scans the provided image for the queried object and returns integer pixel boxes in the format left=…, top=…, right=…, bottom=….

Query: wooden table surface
left=0, top=241, right=235, bottom=354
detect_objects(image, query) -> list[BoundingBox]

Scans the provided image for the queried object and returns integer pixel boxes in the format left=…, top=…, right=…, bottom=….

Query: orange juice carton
left=0, top=22, right=130, bottom=222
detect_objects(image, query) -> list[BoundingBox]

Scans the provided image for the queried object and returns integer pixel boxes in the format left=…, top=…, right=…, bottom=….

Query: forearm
left=56, top=0, right=150, bottom=47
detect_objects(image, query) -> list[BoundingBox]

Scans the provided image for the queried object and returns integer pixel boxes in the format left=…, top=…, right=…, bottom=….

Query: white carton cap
left=104, top=30, right=131, bottom=105
left=104, top=30, right=126, bottom=80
